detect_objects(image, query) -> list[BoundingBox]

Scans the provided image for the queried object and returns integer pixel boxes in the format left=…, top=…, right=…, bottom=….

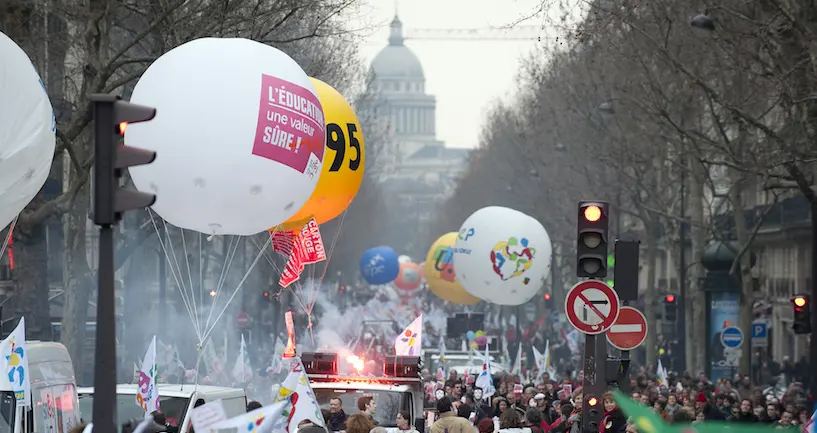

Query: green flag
left=612, top=390, right=792, bottom=433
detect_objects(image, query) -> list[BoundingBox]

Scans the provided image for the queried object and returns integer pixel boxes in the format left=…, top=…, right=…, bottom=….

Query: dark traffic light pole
left=91, top=94, right=157, bottom=433
left=678, top=162, right=687, bottom=374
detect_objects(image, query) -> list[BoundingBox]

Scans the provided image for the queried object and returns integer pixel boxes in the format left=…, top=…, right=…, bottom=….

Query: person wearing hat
left=695, top=392, right=725, bottom=420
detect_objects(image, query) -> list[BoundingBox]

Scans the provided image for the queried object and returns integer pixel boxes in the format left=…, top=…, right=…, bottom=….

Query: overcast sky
left=352, top=0, right=556, bottom=149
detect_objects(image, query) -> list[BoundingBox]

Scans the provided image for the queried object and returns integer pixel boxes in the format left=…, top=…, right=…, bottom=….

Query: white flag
left=656, top=360, right=668, bottom=389
left=275, top=358, right=327, bottom=431
left=231, top=334, right=253, bottom=383
left=210, top=399, right=292, bottom=433
left=543, top=340, right=557, bottom=379
left=474, top=345, right=495, bottom=400
left=394, top=315, right=423, bottom=356
left=510, top=343, right=522, bottom=376
left=0, top=317, right=31, bottom=407
left=136, top=336, right=160, bottom=414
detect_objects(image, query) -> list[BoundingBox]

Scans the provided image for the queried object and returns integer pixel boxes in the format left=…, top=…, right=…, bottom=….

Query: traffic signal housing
left=577, top=201, right=610, bottom=278
left=584, top=394, right=601, bottom=433
left=664, top=295, right=678, bottom=322
left=543, top=293, right=554, bottom=308
left=792, top=295, right=811, bottom=334
left=91, top=94, right=157, bottom=226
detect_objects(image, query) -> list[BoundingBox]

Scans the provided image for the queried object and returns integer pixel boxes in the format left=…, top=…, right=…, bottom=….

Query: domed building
left=366, top=15, right=470, bottom=256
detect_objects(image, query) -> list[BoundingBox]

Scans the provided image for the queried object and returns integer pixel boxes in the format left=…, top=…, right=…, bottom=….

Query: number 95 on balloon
left=325, top=122, right=362, bottom=172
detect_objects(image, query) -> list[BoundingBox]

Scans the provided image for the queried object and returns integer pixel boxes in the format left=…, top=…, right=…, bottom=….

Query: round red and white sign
left=236, top=312, right=250, bottom=327
left=605, top=306, right=648, bottom=350
left=564, top=280, right=620, bottom=334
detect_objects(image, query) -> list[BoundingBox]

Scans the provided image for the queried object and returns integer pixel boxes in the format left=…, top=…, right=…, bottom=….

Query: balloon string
left=0, top=215, right=18, bottom=264
left=307, top=208, right=349, bottom=316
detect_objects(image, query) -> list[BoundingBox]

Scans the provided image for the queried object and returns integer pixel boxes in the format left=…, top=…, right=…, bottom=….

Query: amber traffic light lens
left=794, top=297, right=807, bottom=308
left=118, top=121, right=128, bottom=135
left=584, top=205, right=602, bottom=222
left=588, top=397, right=598, bottom=406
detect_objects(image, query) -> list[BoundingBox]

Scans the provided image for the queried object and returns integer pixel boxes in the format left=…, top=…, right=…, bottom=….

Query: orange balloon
left=395, top=262, right=423, bottom=292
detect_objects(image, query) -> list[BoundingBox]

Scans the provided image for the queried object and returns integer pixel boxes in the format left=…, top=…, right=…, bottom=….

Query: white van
left=78, top=384, right=247, bottom=432
left=0, top=341, right=81, bottom=433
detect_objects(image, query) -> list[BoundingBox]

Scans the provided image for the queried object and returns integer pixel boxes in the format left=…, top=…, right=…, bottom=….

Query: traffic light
left=543, top=293, right=553, bottom=308
left=577, top=201, right=609, bottom=278
left=584, top=394, right=601, bottom=433
left=606, top=253, right=615, bottom=288
left=792, top=295, right=811, bottom=334
left=263, top=291, right=270, bottom=300
left=91, top=94, right=157, bottom=226
left=664, top=295, right=678, bottom=321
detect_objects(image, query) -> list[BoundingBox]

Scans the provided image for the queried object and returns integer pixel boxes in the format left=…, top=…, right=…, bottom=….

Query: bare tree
left=2, top=0, right=371, bottom=370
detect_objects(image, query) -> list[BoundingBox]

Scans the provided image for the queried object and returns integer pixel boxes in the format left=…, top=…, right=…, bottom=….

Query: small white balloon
left=453, top=206, right=552, bottom=306
left=127, top=38, right=325, bottom=236
left=0, top=31, right=56, bottom=230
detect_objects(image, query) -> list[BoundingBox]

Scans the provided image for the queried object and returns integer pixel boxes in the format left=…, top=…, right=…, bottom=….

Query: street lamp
left=691, top=14, right=715, bottom=32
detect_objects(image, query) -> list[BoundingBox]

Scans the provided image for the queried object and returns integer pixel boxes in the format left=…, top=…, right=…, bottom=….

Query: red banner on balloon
left=277, top=218, right=326, bottom=288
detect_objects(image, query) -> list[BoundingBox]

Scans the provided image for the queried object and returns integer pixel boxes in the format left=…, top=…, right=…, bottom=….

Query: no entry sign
left=605, top=306, right=648, bottom=350
left=565, top=280, right=620, bottom=334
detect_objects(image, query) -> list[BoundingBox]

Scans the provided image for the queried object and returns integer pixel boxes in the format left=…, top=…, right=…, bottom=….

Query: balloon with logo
left=359, top=246, right=399, bottom=285
left=453, top=206, right=552, bottom=306
left=394, top=262, right=423, bottom=293
left=127, top=38, right=325, bottom=235
left=424, top=232, right=480, bottom=305
left=277, top=77, right=365, bottom=230
left=0, top=31, right=56, bottom=230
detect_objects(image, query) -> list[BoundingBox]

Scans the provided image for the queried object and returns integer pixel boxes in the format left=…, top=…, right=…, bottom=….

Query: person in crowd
left=328, top=397, right=349, bottom=432
left=247, top=400, right=262, bottom=412
left=396, top=410, right=419, bottom=433
left=524, top=408, right=545, bottom=433
left=602, top=392, right=627, bottom=433
left=498, top=409, right=531, bottom=433
left=431, top=396, right=477, bottom=433
left=357, top=396, right=377, bottom=425
left=695, top=392, right=725, bottom=421
left=346, top=414, right=376, bottom=433
left=477, top=418, right=496, bottom=433
left=728, top=398, right=759, bottom=423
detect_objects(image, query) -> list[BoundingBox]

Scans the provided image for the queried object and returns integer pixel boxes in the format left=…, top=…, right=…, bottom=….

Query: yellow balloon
left=424, top=232, right=480, bottom=305
left=277, top=78, right=365, bottom=230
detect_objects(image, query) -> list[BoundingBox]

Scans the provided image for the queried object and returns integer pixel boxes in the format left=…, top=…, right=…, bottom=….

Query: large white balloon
left=127, top=38, right=325, bottom=236
left=0, top=31, right=56, bottom=230
left=453, top=206, right=552, bottom=306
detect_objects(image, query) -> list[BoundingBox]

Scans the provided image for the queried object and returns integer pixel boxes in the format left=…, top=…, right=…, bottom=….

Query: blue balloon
left=360, top=246, right=400, bottom=285
left=466, top=331, right=475, bottom=341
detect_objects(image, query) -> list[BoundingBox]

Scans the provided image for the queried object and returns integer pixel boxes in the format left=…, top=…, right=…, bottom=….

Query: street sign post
left=605, top=306, right=648, bottom=350
left=565, top=280, right=620, bottom=334
left=721, top=326, right=744, bottom=349
left=751, top=322, right=768, bottom=348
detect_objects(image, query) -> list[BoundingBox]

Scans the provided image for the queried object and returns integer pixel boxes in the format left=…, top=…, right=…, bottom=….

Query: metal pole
left=515, top=305, right=522, bottom=369
left=159, top=249, right=166, bottom=326
left=678, top=154, right=687, bottom=373
left=94, top=225, right=117, bottom=433
left=810, top=204, right=817, bottom=404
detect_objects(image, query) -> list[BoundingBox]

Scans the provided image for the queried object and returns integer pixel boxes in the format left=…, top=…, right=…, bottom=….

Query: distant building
left=365, top=15, right=470, bottom=256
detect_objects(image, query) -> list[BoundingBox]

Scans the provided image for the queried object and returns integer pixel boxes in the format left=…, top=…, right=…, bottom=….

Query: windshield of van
left=0, top=392, right=13, bottom=433
left=313, top=388, right=411, bottom=428
left=78, top=394, right=190, bottom=426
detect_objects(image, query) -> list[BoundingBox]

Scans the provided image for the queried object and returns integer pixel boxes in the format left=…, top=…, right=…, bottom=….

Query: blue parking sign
left=752, top=323, right=767, bottom=339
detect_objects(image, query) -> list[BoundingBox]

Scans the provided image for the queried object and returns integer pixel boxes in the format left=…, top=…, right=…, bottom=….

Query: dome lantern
left=389, top=15, right=404, bottom=46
